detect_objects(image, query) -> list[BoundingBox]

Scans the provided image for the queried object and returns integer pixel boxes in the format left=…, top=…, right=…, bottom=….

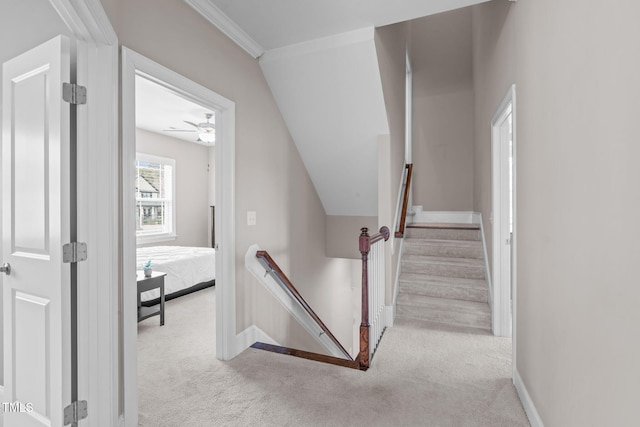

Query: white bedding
left=137, top=246, right=215, bottom=301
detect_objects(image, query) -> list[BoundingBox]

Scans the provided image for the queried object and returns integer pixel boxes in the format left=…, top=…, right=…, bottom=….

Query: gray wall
left=135, top=129, right=210, bottom=248
left=410, top=8, right=475, bottom=211
left=103, top=0, right=355, bottom=353
left=472, top=1, right=640, bottom=425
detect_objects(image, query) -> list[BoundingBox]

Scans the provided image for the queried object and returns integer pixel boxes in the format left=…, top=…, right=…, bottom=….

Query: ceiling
left=206, top=0, right=491, bottom=51
left=135, top=75, right=216, bottom=146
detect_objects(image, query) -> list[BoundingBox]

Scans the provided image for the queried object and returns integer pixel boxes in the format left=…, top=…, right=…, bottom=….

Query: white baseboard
left=410, top=208, right=478, bottom=225
left=514, top=369, right=544, bottom=427
left=384, top=305, right=395, bottom=328
left=234, top=325, right=279, bottom=357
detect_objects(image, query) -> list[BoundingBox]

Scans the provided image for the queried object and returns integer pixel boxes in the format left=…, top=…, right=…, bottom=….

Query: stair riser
left=396, top=303, right=490, bottom=330
left=403, top=242, right=483, bottom=259
left=401, top=260, right=485, bottom=279
left=398, top=281, right=488, bottom=303
left=405, top=228, right=480, bottom=241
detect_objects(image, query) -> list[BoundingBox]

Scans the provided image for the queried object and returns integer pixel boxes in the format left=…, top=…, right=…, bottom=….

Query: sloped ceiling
left=187, top=0, right=491, bottom=216
left=260, top=29, right=388, bottom=216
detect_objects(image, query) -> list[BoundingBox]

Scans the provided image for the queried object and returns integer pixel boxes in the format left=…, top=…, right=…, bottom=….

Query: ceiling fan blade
left=184, top=120, right=199, bottom=128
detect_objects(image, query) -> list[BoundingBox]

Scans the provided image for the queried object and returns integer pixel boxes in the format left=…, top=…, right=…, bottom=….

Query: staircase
left=396, top=223, right=491, bottom=330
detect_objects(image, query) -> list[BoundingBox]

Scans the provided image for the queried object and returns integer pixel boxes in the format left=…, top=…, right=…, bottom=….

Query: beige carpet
left=137, top=287, right=529, bottom=426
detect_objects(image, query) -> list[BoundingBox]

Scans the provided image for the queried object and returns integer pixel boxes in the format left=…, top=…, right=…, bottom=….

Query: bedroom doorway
left=121, top=48, right=236, bottom=425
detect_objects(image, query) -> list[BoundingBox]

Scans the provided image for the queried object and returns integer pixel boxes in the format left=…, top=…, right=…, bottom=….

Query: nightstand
left=137, top=271, right=166, bottom=325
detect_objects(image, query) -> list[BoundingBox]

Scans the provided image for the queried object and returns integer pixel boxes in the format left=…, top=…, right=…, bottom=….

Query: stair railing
left=247, top=246, right=360, bottom=369
left=395, top=163, right=413, bottom=238
left=358, top=226, right=391, bottom=369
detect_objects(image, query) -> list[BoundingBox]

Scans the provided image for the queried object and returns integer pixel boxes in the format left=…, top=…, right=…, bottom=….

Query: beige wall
left=135, top=128, right=210, bottom=248
left=375, top=24, right=408, bottom=305
left=103, top=0, right=354, bottom=352
left=326, top=215, right=378, bottom=259
left=410, top=8, right=475, bottom=211
left=472, top=1, right=640, bottom=425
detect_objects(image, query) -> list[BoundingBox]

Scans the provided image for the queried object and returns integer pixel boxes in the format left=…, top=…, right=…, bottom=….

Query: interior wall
left=374, top=23, right=408, bottom=306
left=102, top=0, right=355, bottom=352
left=0, top=0, right=73, bottom=391
left=326, top=215, right=378, bottom=259
left=135, top=128, right=209, bottom=248
left=410, top=8, right=475, bottom=211
left=472, top=1, right=640, bottom=425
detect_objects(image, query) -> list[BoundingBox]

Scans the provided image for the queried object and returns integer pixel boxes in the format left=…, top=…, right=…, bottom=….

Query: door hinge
left=63, top=242, right=88, bottom=263
left=64, top=400, right=88, bottom=425
left=62, top=83, right=87, bottom=105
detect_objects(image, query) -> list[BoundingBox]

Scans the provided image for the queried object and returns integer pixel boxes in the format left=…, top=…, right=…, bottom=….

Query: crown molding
left=184, top=0, right=264, bottom=59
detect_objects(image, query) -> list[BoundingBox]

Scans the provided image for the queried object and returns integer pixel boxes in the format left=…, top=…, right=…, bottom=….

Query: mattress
left=136, top=246, right=216, bottom=301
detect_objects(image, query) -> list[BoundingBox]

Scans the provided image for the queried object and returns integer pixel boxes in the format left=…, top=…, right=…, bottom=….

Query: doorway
left=491, top=84, right=516, bottom=339
left=121, top=48, right=236, bottom=426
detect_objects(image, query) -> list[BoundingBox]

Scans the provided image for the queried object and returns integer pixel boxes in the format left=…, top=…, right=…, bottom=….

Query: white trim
left=411, top=208, right=477, bottom=225
left=50, top=0, right=117, bottom=44
left=46, top=0, right=120, bottom=425
left=260, top=27, right=375, bottom=64
left=392, top=165, right=408, bottom=252
left=392, top=236, right=405, bottom=306
left=122, top=48, right=237, bottom=426
left=491, top=84, right=515, bottom=338
left=514, top=369, right=544, bottom=427
left=235, top=325, right=280, bottom=351
left=477, top=213, right=493, bottom=308
left=183, top=0, right=264, bottom=59
left=244, top=244, right=348, bottom=359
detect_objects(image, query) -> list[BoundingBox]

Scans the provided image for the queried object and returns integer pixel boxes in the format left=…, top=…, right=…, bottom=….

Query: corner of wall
left=513, top=369, right=544, bottom=427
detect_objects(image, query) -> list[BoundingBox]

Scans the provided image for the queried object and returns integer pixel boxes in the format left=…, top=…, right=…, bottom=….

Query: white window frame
left=135, top=152, right=177, bottom=244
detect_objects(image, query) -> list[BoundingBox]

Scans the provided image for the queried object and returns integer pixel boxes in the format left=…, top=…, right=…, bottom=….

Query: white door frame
left=121, top=48, right=237, bottom=426
left=491, top=84, right=516, bottom=340
left=38, top=0, right=120, bottom=425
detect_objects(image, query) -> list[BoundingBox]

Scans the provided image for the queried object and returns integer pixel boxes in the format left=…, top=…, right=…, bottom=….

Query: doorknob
left=0, top=263, right=10, bottom=275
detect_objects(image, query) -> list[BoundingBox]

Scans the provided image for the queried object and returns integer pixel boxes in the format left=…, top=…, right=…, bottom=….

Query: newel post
left=358, top=227, right=371, bottom=370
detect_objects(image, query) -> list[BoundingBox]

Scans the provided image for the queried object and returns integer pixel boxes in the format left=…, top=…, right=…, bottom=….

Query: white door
left=1, top=35, right=71, bottom=427
left=491, top=85, right=515, bottom=338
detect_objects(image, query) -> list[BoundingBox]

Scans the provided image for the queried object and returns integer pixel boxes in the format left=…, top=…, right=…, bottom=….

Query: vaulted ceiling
left=186, top=0, right=490, bottom=216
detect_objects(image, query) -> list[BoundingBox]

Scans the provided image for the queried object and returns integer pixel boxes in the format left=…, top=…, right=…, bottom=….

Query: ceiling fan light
left=198, top=130, right=215, bottom=143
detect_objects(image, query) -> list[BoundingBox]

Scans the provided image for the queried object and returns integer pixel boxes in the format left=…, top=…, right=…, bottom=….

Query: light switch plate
left=247, top=211, right=257, bottom=226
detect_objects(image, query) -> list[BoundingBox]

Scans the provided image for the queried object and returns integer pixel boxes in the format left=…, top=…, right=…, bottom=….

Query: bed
left=136, top=246, right=216, bottom=303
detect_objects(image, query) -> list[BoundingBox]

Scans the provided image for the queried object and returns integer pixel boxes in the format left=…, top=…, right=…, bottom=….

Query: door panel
left=2, top=35, right=70, bottom=427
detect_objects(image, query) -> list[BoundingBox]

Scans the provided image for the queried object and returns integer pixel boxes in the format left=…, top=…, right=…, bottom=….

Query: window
left=135, top=153, right=176, bottom=244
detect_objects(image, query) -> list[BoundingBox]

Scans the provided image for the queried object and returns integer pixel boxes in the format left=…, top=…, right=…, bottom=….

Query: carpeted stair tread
left=398, top=274, right=488, bottom=303
left=407, top=222, right=480, bottom=230
left=403, top=238, right=483, bottom=259
left=401, top=255, right=485, bottom=279
left=405, top=226, right=481, bottom=241
left=396, top=294, right=491, bottom=330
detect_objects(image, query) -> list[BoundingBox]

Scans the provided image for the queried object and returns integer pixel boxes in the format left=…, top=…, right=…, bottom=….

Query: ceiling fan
left=163, top=113, right=215, bottom=143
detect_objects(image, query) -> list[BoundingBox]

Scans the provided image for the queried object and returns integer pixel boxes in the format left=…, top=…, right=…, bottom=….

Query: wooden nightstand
left=137, top=271, right=166, bottom=325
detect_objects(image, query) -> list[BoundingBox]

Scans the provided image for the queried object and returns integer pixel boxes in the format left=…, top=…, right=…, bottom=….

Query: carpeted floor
left=137, top=286, right=529, bottom=426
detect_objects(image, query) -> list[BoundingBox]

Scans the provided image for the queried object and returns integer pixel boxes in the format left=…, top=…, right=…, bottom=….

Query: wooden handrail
left=255, top=250, right=353, bottom=361
left=395, top=163, right=413, bottom=238
left=358, top=226, right=390, bottom=370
